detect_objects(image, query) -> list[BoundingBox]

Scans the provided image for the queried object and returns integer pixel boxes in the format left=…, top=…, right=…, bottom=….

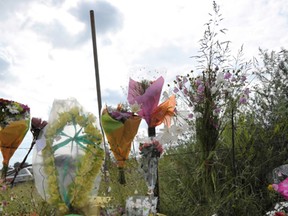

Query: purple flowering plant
left=169, top=2, right=251, bottom=162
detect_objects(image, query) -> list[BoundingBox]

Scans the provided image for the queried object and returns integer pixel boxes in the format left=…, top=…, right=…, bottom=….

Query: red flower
left=31, top=117, right=48, bottom=130
left=31, top=117, right=48, bottom=140
left=275, top=212, right=286, bottom=216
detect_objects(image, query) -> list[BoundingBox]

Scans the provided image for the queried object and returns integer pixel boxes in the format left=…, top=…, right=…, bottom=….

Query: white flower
left=195, top=112, right=202, bottom=118
left=216, top=72, right=225, bottom=84
left=6, top=104, right=19, bottom=114
left=135, top=199, right=142, bottom=208
left=211, top=86, right=217, bottom=94
left=130, top=102, right=141, bottom=113
left=162, top=91, right=170, bottom=100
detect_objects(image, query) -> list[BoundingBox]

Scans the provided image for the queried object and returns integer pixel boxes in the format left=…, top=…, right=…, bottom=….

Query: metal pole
left=90, top=10, right=102, bottom=118
left=89, top=10, right=110, bottom=171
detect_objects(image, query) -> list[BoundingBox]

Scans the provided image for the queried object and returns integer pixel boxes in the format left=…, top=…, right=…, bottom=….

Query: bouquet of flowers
left=266, top=165, right=288, bottom=215
left=127, top=76, right=176, bottom=137
left=139, top=139, right=164, bottom=194
left=126, top=196, right=158, bottom=216
left=0, top=98, right=30, bottom=179
left=139, top=140, right=164, bottom=158
left=0, top=98, right=30, bottom=128
left=33, top=98, right=104, bottom=215
left=101, top=104, right=141, bottom=184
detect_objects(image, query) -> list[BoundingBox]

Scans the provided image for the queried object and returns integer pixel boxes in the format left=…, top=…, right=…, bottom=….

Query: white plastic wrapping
left=32, top=98, right=104, bottom=214
left=126, top=196, right=157, bottom=216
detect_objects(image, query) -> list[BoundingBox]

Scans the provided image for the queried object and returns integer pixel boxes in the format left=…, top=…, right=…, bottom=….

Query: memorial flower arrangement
left=267, top=165, right=288, bottom=215
left=139, top=139, right=164, bottom=193
left=139, top=140, right=164, bottom=158
left=101, top=104, right=141, bottom=184
left=0, top=98, right=30, bottom=179
left=127, top=75, right=175, bottom=207
left=10, top=117, right=48, bottom=186
left=127, top=76, right=176, bottom=136
left=0, top=98, right=30, bottom=128
left=125, top=196, right=158, bottom=216
left=34, top=98, right=104, bottom=215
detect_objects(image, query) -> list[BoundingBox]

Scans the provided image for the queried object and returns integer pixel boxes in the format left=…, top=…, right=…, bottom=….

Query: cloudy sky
left=1, top=0, right=288, bottom=166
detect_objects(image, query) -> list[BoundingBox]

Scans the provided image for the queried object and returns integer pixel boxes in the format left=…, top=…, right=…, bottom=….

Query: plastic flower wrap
left=268, top=165, right=288, bottom=201
left=139, top=139, right=164, bottom=194
left=32, top=98, right=104, bottom=215
left=127, top=76, right=176, bottom=137
left=126, top=196, right=158, bottom=216
left=101, top=104, right=141, bottom=184
left=10, top=117, right=48, bottom=186
left=0, top=98, right=30, bottom=179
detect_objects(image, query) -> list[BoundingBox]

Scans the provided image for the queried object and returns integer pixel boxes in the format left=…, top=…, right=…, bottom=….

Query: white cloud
left=1, top=0, right=288, bottom=166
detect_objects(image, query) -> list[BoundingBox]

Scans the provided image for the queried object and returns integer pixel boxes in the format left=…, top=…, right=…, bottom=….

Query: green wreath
left=42, top=107, right=104, bottom=214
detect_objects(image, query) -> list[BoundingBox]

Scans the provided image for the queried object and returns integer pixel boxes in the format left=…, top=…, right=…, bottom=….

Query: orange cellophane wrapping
left=0, top=120, right=29, bottom=165
left=102, top=112, right=141, bottom=168
left=149, top=95, right=176, bottom=128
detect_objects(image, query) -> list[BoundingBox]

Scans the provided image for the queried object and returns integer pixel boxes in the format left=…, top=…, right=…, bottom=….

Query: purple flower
left=244, top=88, right=250, bottom=96
left=182, top=76, right=188, bottom=83
left=197, top=84, right=205, bottom=94
left=239, top=96, right=247, bottom=104
left=195, top=79, right=202, bottom=86
left=173, top=87, right=179, bottom=93
left=188, top=113, right=193, bottom=119
left=183, top=87, right=188, bottom=95
left=214, top=107, right=221, bottom=114
left=110, top=111, right=132, bottom=122
left=241, top=75, right=247, bottom=82
left=20, top=104, right=30, bottom=113
left=224, top=72, right=232, bottom=79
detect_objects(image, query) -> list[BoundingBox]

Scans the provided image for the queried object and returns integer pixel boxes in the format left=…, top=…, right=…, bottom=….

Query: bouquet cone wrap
left=101, top=108, right=141, bottom=184
left=0, top=120, right=29, bottom=165
left=128, top=77, right=164, bottom=126
left=0, top=98, right=30, bottom=179
left=102, top=110, right=141, bottom=167
left=127, top=76, right=176, bottom=129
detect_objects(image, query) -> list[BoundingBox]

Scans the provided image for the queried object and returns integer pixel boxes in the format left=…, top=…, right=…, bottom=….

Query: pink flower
left=224, top=72, right=232, bottom=79
left=272, top=177, right=288, bottom=200
left=1, top=185, right=7, bottom=191
left=2, top=200, right=8, bottom=207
